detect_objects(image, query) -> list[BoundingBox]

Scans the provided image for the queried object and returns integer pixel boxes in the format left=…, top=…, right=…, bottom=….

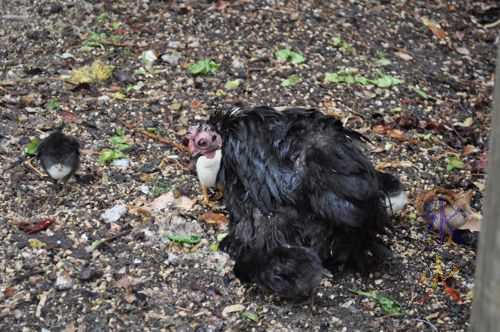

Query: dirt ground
left=0, top=0, right=498, bottom=331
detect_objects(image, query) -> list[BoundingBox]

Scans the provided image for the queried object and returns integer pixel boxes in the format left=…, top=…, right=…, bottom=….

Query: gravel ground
left=0, top=0, right=498, bottom=330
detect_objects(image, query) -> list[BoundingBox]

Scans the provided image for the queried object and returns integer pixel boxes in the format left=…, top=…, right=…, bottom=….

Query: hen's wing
left=220, top=106, right=384, bottom=228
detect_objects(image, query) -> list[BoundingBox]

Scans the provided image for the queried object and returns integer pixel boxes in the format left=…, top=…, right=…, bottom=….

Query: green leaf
left=350, top=289, right=401, bottom=315
left=110, top=21, right=122, bottom=29
left=147, top=127, right=159, bottom=134
left=391, top=107, right=402, bottom=113
left=225, top=79, right=241, bottom=90
left=325, top=72, right=342, bottom=83
left=354, top=76, right=370, bottom=84
left=423, top=133, right=432, bottom=140
left=408, top=85, right=429, bottom=99
left=47, top=99, right=60, bottom=111
left=462, top=117, right=474, bottom=127
left=98, top=149, right=128, bottom=165
left=281, top=74, right=301, bottom=87
left=446, top=157, right=465, bottom=172
left=372, top=74, right=403, bottom=88
left=188, top=59, right=220, bottom=75
left=140, top=50, right=158, bottom=65
left=375, top=51, right=390, bottom=57
left=126, top=81, right=144, bottom=92
left=134, top=67, right=153, bottom=78
left=210, top=243, right=219, bottom=251
left=91, top=239, right=103, bottom=249
left=375, top=58, right=391, bottom=66
left=110, top=34, right=123, bottom=42
left=331, top=37, right=354, bottom=52
left=108, top=136, right=131, bottom=151
left=114, top=128, right=126, bottom=136
left=97, top=12, right=109, bottom=22
left=275, top=49, right=305, bottom=64
left=151, top=184, right=173, bottom=197
left=24, top=139, right=39, bottom=156
left=216, top=232, right=228, bottom=242
left=241, top=311, right=259, bottom=323
left=82, top=32, right=107, bottom=50
left=164, top=234, right=201, bottom=245
left=112, top=93, right=125, bottom=100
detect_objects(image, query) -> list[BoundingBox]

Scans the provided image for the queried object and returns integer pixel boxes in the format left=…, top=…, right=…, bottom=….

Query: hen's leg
left=202, top=185, right=210, bottom=204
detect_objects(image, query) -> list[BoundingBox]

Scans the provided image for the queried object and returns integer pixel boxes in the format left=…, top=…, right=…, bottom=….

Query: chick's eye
left=212, top=135, right=217, bottom=141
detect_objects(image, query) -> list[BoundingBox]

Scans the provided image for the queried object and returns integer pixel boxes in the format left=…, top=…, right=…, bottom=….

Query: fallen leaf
left=5, top=287, right=14, bottom=297
left=164, top=234, right=201, bottom=245
left=350, top=289, right=401, bottom=314
left=199, top=212, right=229, bottom=225
left=28, top=238, right=45, bottom=249
left=222, top=304, right=246, bottom=317
left=116, top=276, right=132, bottom=289
left=375, top=161, right=413, bottom=171
left=463, top=144, right=476, bottom=155
left=456, top=47, right=470, bottom=55
left=241, top=311, right=259, bottom=322
left=394, top=51, right=413, bottom=61
left=446, top=157, right=465, bottom=172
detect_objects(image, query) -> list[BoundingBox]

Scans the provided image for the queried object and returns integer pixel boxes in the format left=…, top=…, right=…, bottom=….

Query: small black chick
left=37, top=130, right=80, bottom=181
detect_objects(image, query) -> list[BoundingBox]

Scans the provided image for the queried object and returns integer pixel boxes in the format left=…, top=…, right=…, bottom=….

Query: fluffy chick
left=37, top=130, right=80, bottom=181
left=415, top=188, right=473, bottom=245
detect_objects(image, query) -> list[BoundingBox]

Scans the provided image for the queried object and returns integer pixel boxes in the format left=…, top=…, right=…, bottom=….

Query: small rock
left=161, top=52, right=182, bottom=65
left=188, top=41, right=200, bottom=48
left=55, top=273, right=73, bottom=290
left=97, top=95, right=110, bottom=104
left=139, top=184, right=150, bottom=195
left=25, top=107, right=38, bottom=113
left=78, top=267, right=98, bottom=281
left=101, top=204, right=127, bottom=223
left=167, top=41, right=181, bottom=48
left=231, top=57, right=245, bottom=69
left=113, top=158, right=131, bottom=169
left=167, top=252, right=179, bottom=266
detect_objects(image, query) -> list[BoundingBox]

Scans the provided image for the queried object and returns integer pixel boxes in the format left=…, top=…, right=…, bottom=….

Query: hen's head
left=188, top=124, right=222, bottom=159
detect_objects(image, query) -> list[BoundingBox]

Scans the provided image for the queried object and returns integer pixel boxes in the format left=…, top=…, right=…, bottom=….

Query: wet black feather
left=207, top=106, right=396, bottom=298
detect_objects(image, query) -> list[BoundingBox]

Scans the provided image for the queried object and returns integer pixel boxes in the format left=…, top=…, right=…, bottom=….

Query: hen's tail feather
left=233, top=246, right=323, bottom=299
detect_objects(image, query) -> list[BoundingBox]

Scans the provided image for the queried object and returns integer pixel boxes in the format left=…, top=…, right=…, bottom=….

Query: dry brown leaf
left=375, top=161, right=413, bottom=171
left=199, top=212, right=229, bottom=225
left=456, top=47, right=470, bottom=55
left=386, top=129, right=419, bottom=145
left=59, top=109, right=83, bottom=124
left=463, top=144, right=475, bottom=155
left=394, top=51, right=413, bottom=61
left=116, top=276, right=132, bottom=289
left=427, top=23, right=446, bottom=40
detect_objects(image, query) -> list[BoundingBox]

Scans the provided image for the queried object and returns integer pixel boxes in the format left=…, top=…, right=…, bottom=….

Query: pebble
left=97, top=95, right=110, bottom=104
left=113, top=158, right=131, bottom=169
left=101, top=204, right=127, bottom=223
left=167, top=41, right=181, bottom=48
left=161, top=52, right=181, bottom=65
left=55, top=273, right=73, bottom=290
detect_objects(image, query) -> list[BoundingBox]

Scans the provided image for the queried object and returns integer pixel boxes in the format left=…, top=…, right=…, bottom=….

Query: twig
left=24, top=158, right=45, bottom=177
left=104, top=93, right=169, bottom=103
left=484, top=18, right=500, bottom=29
left=414, top=319, right=438, bottom=332
left=116, top=117, right=190, bottom=153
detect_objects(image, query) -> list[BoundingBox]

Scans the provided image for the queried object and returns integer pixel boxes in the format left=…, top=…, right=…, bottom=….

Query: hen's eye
left=212, top=135, right=217, bottom=141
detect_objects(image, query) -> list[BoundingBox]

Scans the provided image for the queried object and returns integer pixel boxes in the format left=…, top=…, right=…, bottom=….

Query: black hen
left=37, top=130, right=80, bottom=181
left=197, top=106, right=404, bottom=299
